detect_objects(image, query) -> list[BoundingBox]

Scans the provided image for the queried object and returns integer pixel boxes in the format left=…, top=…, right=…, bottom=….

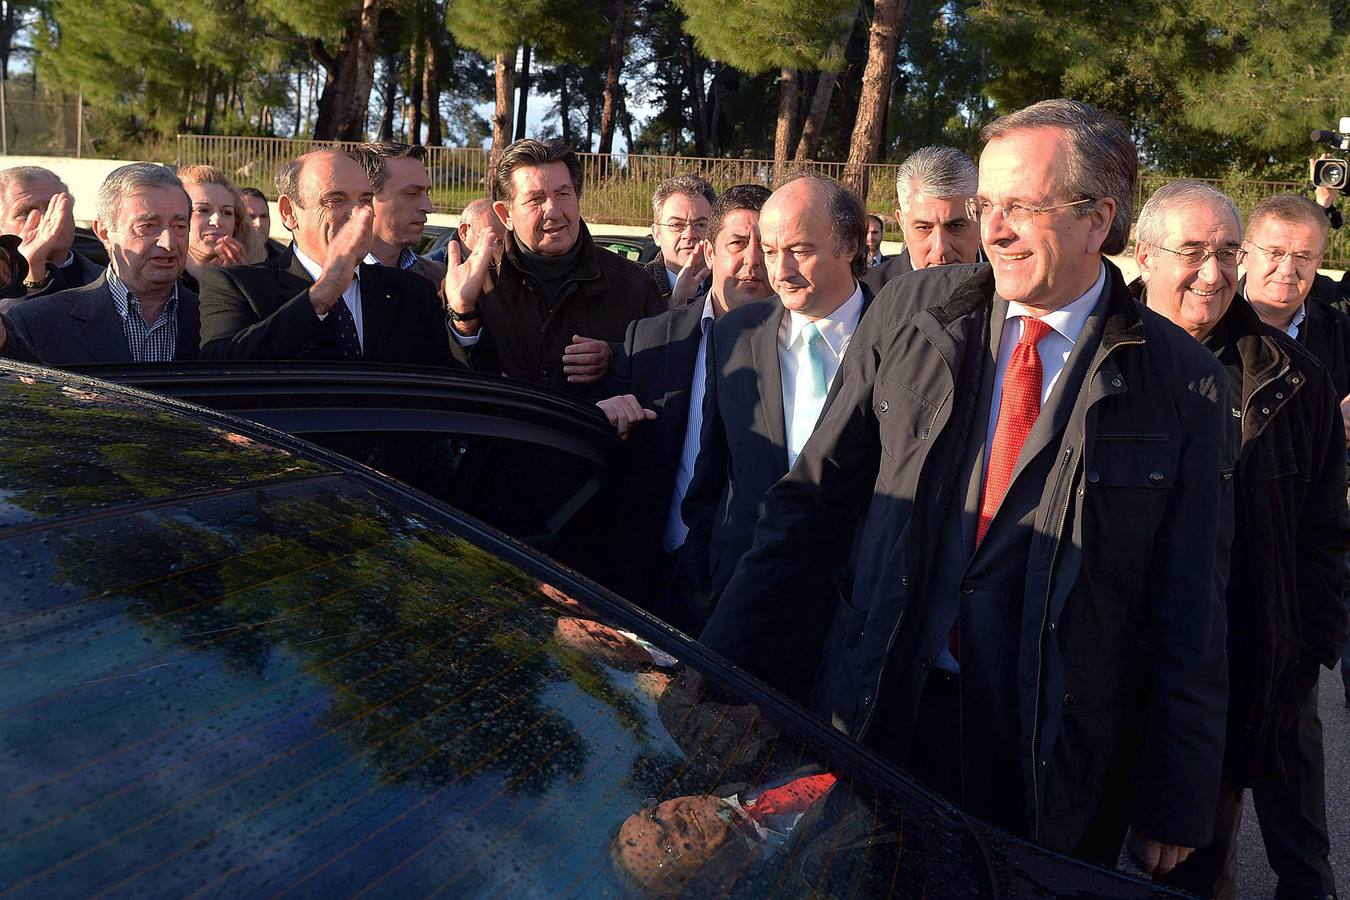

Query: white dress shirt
left=663, top=295, right=717, bottom=552
left=780, top=282, right=866, bottom=468
left=294, top=245, right=365, bottom=351
left=983, top=262, right=1106, bottom=476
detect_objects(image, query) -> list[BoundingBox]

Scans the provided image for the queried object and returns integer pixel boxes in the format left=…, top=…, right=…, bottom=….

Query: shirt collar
left=1289, top=302, right=1307, bottom=335
left=56, top=250, right=75, bottom=269
left=698, top=294, right=715, bottom=332
left=360, top=246, right=418, bottom=270
left=296, top=244, right=360, bottom=284
left=106, top=266, right=178, bottom=320
left=1004, top=261, right=1105, bottom=346
left=787, top=281, right=865, bottom=356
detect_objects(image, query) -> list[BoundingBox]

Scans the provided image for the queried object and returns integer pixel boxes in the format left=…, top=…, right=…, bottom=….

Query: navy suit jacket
left=197, top=246, right=459, bottom=366
left=1, top=271, right=199, bottom=366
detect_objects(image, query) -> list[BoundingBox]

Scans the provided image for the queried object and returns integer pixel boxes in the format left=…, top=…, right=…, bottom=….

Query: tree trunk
left=490, top=50, right=516, bottom=169
left=795, top=5, right=859, bottom=161
left=513, top=43, right=531, bottom=141
left=558, top=66, right=572, bottom=146
left=408, top=40, right=424, bottom=143
left=597, top=0, right=627, bottom=155
left=424, top=35, right=442, bottom=146
left=684, top=37, right=706, bottom=156
left=312, top=0, right=385, bottom=141
left=202, top=75, right=218, bottom=134
left=842, top=0, right=907, bottom=194
left=377, top=55, right=398, bottom=141
left=773, top=66, right=797, bottom=172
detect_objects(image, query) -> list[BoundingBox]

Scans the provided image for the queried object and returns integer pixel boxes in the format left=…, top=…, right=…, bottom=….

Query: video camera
left=1310, top=118, right=1350, bottom=190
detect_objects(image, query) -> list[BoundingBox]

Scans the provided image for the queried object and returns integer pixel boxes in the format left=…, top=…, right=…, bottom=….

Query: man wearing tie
left=677, top=174, right=874, bottom=643
left=699, top=100, right=1234, bottom=875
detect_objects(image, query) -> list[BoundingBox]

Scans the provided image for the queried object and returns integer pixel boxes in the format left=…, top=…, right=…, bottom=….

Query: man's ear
left=492, top=199, right=513, bottom=232
left=1085, top=196, right=1117, bottom=255
left=701, top=238, right=714, bottom=271
left=91, top=217, right=111, bottom=250
left=1135, top=239, right=1153, bottom=282
left=277, top=194, right=300, bottom=232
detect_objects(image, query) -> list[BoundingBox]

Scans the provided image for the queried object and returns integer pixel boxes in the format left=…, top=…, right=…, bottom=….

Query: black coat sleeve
left=0, top=311, right=41, bottom=363
left=197, top=267, right=328, bottom=360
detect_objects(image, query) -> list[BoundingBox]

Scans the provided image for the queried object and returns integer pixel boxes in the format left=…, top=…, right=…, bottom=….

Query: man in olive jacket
left=442, top=138, right=665, bottom=399
left=699, top=100, right=1234, bottom=872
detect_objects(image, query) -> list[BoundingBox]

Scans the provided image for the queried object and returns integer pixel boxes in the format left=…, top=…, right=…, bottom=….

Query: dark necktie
left=328, top=296, right=362, bottom=360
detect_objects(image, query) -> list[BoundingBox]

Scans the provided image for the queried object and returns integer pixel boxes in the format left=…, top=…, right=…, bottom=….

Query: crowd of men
left=0, top=97, right=1347, bottom=899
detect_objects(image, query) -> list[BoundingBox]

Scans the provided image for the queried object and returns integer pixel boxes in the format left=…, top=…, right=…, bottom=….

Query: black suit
left=1, top=271, right=199, bottom=365
left=196, top=247, right=458, bottom=366
left=0, top=250, right=104, bottom=313
left=600, top=296, right=709, bottom=617
left=678, top=285, right=873, bottom=637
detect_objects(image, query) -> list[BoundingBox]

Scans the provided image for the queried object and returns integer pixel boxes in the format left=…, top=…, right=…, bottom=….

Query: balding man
left=861, top=145, right=982, bottom=295
left=676, top=174, right=874, bottom=645
left=700, top=100, right=1234, bottom=874
left=0, top=165, right=102, bottom=308
left=197, top=148, right=457, bottom=367
left=1133, top=182, right=1347, bottom=900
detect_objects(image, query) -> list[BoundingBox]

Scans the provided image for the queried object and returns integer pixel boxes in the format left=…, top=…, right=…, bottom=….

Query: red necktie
left=976, top=316, right=1053, bottom=546
left=743, top=773, right=837, bottom=824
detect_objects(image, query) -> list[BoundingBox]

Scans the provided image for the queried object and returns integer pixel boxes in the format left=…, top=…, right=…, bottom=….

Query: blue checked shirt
left=106, top=268, right=181, bottom=362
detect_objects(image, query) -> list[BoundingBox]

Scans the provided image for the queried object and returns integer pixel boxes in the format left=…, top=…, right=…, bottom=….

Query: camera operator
left=1313, top=153, right=1343, bottom=230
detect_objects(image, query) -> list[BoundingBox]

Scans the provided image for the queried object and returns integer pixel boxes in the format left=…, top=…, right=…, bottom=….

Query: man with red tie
left=699, top=99, right=1235, bottom=876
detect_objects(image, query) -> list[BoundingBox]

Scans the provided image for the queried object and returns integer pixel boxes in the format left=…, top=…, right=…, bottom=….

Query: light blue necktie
left=789, top=323, right=828, bottom=467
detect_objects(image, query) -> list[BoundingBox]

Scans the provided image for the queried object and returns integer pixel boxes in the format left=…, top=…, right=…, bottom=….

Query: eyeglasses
left=1153, top=245, right=1246, bottom=268
left=1245, top=242, right=1322, bottom=269
left=964, top=196, right=1096, bottom=225
left=657, top=220, right=708, bottom=237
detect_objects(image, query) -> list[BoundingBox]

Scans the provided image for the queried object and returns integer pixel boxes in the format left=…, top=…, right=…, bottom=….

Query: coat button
left=1086, top=470, right=1100, bottom=484
left=1260, top=407, right=1270, bottom=415
left=900, top=575, right=909, bottom=587
left=538, top=368, right=549, bottom=382
left=862, top=694, right=872, bottom=706
left=1047, top=621, right=1056, bottom=633
left=1063, top=692, right=1074, bottom=706
left=1111, top=377, right=1122, bottom=387
left=920, top=657, right=932, bottom=670
left=879, top=399, right=889, bottom=412
left=1149, top=471, right=1165, bottom=484
left=1275, top=392, right=1284, bottom=400
left=960, top=581, right=974, bottom=593
left=1290, top=376, right=1301, bottom=385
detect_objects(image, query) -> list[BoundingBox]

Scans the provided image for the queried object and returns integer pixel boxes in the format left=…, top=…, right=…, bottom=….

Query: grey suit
left=1, top=271, right=199, bottom=366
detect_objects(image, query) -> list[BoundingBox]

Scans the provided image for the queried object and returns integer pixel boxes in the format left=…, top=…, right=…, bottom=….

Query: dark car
left=0, top=360, right=1182, bottom=898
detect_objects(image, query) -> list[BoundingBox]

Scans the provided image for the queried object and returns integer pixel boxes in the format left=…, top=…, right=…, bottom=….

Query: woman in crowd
left=177, top=164, right=248, bottom=294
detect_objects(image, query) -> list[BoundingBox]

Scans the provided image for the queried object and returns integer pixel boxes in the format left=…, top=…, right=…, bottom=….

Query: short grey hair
left=651, top=175, right=715, bottom=222
left=95, top=163, right=187, bottom=226
left=0, top=165, right=67, bottom=201
left=894, top=146, right=978, bottom=213
left=461, top=197, right=494, bottom=228
left=1136, top=181, right=1241, bottom=249
left=1246, top=193, right=1330, bottom=247
left=981, top=99, right=1137, bottom=255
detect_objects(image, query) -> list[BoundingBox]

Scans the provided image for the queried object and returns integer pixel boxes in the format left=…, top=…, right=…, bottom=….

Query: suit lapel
left=751, top=303, right=788, bottom=470
left=356, top=263, right=393, bottom=360
left=660, top=300, right=708, bottom=464
left=71, top=279, right=131, bottom=363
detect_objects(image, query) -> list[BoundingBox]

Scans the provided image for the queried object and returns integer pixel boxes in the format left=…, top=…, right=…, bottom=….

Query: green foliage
left=674, top=0, right=855, bottom=73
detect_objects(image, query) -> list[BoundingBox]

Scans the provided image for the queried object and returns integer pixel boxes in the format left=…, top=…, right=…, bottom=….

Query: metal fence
left=177, top=134, right=1350, bottom=266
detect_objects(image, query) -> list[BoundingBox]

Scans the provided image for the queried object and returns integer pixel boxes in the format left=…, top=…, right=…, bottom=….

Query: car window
left=0, top=468, right=997, bottom=897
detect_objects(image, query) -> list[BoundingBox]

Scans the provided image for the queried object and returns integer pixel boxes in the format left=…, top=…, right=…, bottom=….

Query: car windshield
left=0, top=367, right=1172, bottom=898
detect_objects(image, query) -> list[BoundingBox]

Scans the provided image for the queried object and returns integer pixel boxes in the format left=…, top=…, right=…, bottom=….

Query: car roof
left=0, top=361, right=1181, bottom=898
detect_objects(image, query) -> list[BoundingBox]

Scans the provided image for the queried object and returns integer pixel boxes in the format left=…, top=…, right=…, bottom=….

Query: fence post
left=76, top=88, right=83, bottom=158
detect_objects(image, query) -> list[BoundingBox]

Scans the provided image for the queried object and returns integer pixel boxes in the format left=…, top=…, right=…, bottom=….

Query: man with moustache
left=196, top=147, right=457, bottom=367
left=862, top=145, right=982, bottom=294
left=0, top=163, right=200, bottom=365
left=699, top=100, right=1234, bottom=874
left=676, top=174, right=875, bottom=644
left=644, top=175, right=716, bottom=307
left=440, top=138, right=665, bottom=398
left=593, top=184, right=772, bottom=623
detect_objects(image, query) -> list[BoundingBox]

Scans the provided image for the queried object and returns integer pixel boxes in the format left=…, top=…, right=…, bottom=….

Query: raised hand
left=596, top=394, right=657, bottom=438
left=18, top=191, right=74, bottom=277
left=442, top=229, right=496, bottom=335
left=210, top=234, right=248, bottom=267
left=309, top=205, right=374, bottom=315
left=670, top=255, right=711, bottom=305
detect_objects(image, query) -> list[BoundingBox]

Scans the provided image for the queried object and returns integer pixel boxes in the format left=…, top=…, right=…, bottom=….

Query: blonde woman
left=177, top=164, right=248, bottom=293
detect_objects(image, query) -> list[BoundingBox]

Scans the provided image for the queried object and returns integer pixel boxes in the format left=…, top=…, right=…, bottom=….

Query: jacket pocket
left=875, top=377, right=941, bottom=459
